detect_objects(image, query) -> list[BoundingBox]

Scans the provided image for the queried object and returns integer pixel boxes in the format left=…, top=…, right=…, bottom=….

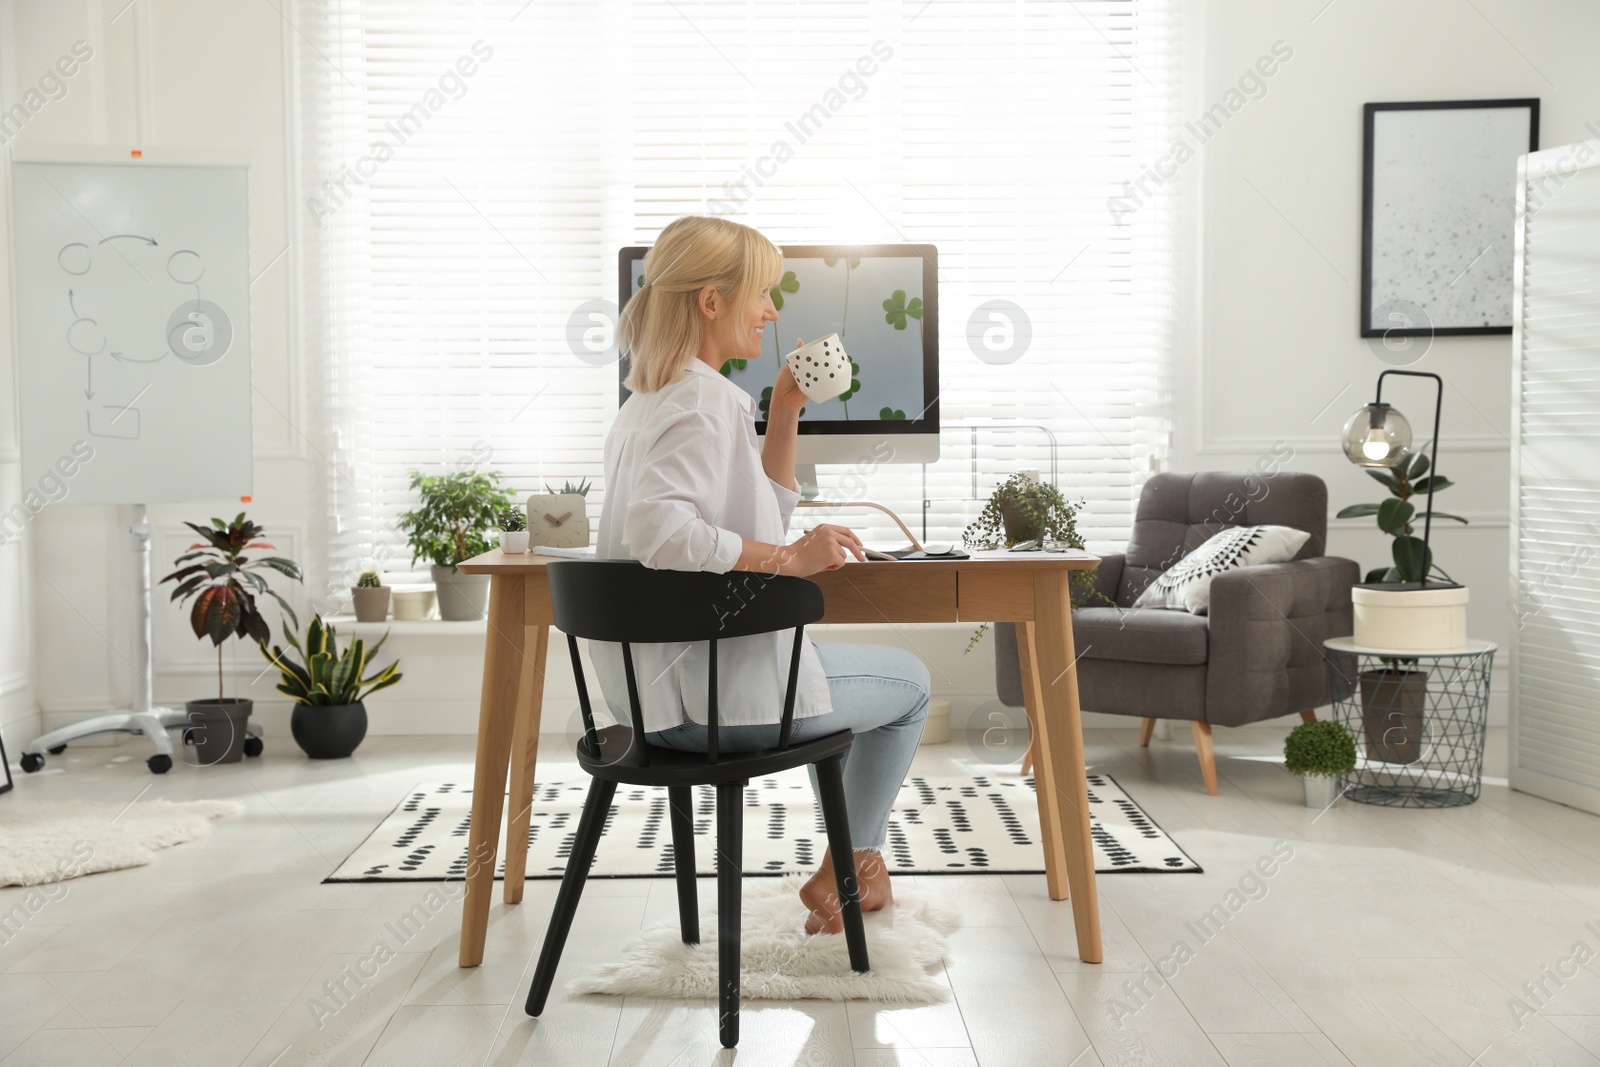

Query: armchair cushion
left=1204, top=556, right=1359, bottom=727
left=1073, top=607, right=1209, bottom=666
left=1117, top=471, right=1327, bottom=607
left=1132, top=525, right=1311, bottom=614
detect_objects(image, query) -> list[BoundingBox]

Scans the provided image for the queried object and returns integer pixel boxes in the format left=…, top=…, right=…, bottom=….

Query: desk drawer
left=958, top=570, right=1036, bottom=621
left=813, top=569, right=957, bottom=623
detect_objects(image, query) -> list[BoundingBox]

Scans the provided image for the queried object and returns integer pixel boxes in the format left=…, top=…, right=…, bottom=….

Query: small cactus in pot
left=351, top=568, right=390, bottom=623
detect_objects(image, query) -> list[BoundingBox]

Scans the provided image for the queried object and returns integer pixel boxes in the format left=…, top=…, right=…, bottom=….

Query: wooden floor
left=2, top=725, right=1599, bottom=1067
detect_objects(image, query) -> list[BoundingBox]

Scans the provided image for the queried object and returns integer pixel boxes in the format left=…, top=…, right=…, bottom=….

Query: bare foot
left=800, top=847, right=894, bottom=935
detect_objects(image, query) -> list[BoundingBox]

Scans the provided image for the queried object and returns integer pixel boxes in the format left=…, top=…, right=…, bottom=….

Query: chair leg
left=813, top=755, right=870, bottom=974
left=524, top=777, right=616, bottom=1017
left=1139, top=717, right=1157, bottom=747
left=667, top=785, right=699, bottom=944
left=1300, top=709, right=1317, bottom=724
left=716, top=781, right=745, bottom=1049
left=1190, top=721, right=1219, bottom=796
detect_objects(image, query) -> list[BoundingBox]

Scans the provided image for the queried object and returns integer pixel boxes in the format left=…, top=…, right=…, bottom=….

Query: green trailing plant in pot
left=352, top=569, right=390, bottom=623
left=396, top=469, right=517, bottom=620
left=261, top=615, right=403, bottom=759
left=961, top=472, right=1102, bottom=653
left=1283, top=719, right=1357, bottom=809
left=160, top=514, right=302, bottom=766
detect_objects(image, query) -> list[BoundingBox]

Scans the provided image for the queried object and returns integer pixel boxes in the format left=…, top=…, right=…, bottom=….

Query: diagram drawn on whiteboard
left=12, top=157, right=253, bottom=505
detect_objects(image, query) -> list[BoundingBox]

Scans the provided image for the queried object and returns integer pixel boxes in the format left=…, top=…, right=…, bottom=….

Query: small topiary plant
left=357, top=569, right=382, bottom=589
left=1284, top=720, right=1357, bottom=778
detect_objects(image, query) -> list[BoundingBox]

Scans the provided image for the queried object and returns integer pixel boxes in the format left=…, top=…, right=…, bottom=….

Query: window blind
left=294, top=0, right=1182, bottom=579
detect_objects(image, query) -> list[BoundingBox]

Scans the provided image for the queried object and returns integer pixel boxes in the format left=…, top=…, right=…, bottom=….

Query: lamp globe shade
left=1341, top=402, right=1412, bottom=468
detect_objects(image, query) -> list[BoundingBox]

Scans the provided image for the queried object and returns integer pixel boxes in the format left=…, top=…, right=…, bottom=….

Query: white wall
left=4, top=0, right=1592, bottom=760
left=1177, top=0, right=1600, bottom=725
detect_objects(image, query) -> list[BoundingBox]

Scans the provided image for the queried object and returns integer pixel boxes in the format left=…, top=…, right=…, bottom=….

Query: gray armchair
left=995, top=471, right=1357, bottom=794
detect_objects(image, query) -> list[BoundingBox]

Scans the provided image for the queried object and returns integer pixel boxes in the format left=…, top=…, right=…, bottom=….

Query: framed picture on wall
left=1361, top=98, right=1539, bottom=337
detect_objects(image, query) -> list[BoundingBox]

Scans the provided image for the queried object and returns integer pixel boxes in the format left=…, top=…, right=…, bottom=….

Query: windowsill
left=322, top=614, right=487, bottom=635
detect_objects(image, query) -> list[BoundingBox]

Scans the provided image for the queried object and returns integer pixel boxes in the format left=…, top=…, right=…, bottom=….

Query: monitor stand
left=796, top=461, right=821, bottom=501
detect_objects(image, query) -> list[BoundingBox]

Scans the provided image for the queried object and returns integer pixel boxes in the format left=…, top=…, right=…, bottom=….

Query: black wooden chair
left=524, top=559, right=869, bottom=1048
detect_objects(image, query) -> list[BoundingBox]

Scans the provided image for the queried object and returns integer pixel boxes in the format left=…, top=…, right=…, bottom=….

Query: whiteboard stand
left=18, top=505, right=262, bottom=775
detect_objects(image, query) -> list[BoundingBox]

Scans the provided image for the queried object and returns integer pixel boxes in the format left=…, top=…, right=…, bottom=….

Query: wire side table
left=1323, top=637, right=1497, bottom=808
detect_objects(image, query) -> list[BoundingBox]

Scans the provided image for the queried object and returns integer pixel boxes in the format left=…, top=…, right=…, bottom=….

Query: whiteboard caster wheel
left=21, top=752, right=45, bottom=773
left=147, top=754, right=172, bottom=775
left=243, top=737, right=263, bottom=758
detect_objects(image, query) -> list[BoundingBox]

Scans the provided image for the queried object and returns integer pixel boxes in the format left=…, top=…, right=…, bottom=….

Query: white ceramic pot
left=1352, top=584, right=1468, bottom=651
left=499, top=530, right=530, bottom=554
left=392, top=588, right=437, bottom=621
left=1302, top=774, right=1341, bottom=809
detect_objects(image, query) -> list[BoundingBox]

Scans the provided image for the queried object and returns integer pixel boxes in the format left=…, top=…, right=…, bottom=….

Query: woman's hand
left=786, top=523, right=866, bottom=576
left=769, top=336, right=807, bottom=419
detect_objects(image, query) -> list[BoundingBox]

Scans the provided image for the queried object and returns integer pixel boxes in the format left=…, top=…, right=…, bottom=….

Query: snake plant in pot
left=160, top=514, right=302, bottom=766
left=261, top=615, right=403, bottom=759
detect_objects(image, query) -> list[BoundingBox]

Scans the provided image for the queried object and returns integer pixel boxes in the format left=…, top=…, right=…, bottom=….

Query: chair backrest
left=546, top=560, right=825, bottom=761
left=1116, top=471, right=1328, bottom=607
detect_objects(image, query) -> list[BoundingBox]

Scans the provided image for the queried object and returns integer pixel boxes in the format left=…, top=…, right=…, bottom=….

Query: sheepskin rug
left=0, top=798, right=243, bottom=886
left=568, top=874, right=959, bottom=1004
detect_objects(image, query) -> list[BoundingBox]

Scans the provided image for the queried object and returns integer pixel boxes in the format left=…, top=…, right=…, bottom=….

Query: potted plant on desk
left=261, top=615, right=403, bottom=759
left=498, top=507, right=529, bottom=554
left=160, top=513, right=302, bottom=767
left=1284, top=719, right=1357, bottom=808
left=396, top=468, right=516, bottom=620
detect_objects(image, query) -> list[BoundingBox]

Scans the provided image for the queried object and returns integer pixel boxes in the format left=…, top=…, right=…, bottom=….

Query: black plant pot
left=290, top=702, right=369, bottom=759
left=185, top=699, right=252, bottom=765
left=1358, top=668, right=1427, bottom=764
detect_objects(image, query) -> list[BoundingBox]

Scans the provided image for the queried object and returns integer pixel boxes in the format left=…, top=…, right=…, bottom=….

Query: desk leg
left=1016, top=621, right=1068, bottom=901
left=1028, top=571, right=1103, bottom=963
left=502, top=623, right=549, bottom=902
left=459, top=574, right=526, bottom=968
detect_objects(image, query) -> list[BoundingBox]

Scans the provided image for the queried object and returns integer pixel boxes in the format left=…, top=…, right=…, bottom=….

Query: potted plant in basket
left=1337, top=446, right=1464, bottom=760
left=961, top=471, right=1100, bottom=653
left=1284, top=719, right=1357, bottom=809
left=352, top=569, right=390, bottom=623
left=160, top=513, right=302, bottom=766
left=261, top=615, right=402, bottom=759
left=498, top=507, right=529, bottom=554
left=396, top=468, right=517, bottom=620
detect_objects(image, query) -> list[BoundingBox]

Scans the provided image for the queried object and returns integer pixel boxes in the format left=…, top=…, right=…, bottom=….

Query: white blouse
left=588, top=358, right=834, bottom=734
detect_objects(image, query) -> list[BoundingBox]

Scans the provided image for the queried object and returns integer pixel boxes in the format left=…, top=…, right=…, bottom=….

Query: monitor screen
left=617, top=243, right=938, bottom=435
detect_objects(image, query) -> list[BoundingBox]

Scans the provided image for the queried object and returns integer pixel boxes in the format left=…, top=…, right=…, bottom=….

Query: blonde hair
left=619, top=216, right=783, bottom=393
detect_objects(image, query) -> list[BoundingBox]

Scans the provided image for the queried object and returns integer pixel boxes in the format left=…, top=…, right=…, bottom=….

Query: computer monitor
left=617, top=244, right=940, bottom=488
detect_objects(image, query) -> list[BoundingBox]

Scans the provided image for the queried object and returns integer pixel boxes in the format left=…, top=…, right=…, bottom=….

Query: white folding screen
left=293, top=0, right=1184, bottom=578
left=1509, top=138, right=1600, bottom=815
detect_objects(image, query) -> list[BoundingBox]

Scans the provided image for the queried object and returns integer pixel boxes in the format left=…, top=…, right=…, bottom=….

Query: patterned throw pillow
left=1132, top=525, right=1312, bottom=615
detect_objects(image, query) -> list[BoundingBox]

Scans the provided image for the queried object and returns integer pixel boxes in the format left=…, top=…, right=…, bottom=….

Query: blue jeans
left=645, top=642, right=931, bottom=850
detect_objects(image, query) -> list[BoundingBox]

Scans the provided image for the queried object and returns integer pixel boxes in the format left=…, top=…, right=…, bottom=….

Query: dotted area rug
left=324, top=772, right=1200, bottom=882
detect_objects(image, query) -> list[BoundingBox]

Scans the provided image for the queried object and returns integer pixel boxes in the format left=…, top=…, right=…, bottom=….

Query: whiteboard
left=10, top=157, right=252, bottom=504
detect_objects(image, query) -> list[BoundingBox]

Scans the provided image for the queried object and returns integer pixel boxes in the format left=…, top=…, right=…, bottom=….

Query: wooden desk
left=452, top=549, right=1103, bottom=967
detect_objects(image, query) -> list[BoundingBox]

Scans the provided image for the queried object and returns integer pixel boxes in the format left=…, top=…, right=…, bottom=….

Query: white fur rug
left=568, top=875, right=959, bottom=1004
left=0, top=799, right=243, bottom=886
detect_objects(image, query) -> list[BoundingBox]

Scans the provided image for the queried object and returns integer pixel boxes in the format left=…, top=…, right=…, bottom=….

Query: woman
left=592, top=215, right=930, bottom=934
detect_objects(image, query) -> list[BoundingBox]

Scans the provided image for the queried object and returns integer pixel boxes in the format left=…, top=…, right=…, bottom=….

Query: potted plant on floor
left=396, top=468, right=516, bottom=621
left=160, top=513, right=302, bottom=766
left=1284, top=719, right=1357, bottom=808
left=498, top=507, right=529, bottom=554
left=351, top=569, right=390, bottom=623
left=261, top=615, right=403, bottom=759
